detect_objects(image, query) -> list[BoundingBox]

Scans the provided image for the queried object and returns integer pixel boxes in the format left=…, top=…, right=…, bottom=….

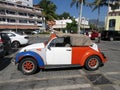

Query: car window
left=49, top=37, right=71, bottom=47
left=49, top=37, right=65, bottom=47
left=1, top=33, right=10, bottom=40
left=7, top=33, right=16, bottom=37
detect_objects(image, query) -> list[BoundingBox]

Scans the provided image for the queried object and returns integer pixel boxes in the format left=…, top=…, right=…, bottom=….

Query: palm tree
left=38, top=0, right=57, bottom=21
left=38, top=0, right=58, bottom=30
left=91, top=0, right=108, bottom=30
left=71, top=0, right=86, bottom=33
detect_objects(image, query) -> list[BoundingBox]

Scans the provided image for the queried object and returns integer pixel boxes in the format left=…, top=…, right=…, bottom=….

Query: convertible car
left=12, top=33, right=107, bottom=75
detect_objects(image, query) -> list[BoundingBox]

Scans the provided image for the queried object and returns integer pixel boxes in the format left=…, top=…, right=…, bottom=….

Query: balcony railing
left=0, top=2, right=42, bottom=15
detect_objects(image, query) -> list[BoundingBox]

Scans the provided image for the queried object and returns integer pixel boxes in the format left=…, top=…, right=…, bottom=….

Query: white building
left=75, top=17, right=89, bottom=28
left=52, top=19, right=72, bottom=29
left=52, top=17, right=89, bottom=30
left=105, top=1, right=120, bottom=31
left=0, top=1, right=44, bottom=32
left=4, top=0, right=33, bottom=7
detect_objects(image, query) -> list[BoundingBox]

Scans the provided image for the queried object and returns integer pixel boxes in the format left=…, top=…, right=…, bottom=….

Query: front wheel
left=85, top=56, right=101, bottom=71
left=18, top=58, right=38, bottom=75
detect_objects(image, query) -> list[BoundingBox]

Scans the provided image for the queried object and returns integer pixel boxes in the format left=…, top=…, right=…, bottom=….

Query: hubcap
left=88, top=58, right=98, bottom=69
left=22, top=61, right=34, bottom=73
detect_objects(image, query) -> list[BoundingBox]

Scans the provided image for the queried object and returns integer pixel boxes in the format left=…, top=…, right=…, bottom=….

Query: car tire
left=110, top=37, right=114, bottom=41
left=18, top=58, right=38, bottom=75
left=85, top=56, right=101, bottom=71
left=12, top=41, right=20, bottom=48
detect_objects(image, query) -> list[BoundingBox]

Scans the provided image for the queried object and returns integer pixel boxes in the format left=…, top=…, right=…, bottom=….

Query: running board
left=44, top=64, right=81, bottom=69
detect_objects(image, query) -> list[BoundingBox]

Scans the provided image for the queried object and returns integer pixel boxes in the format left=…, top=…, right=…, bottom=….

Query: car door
left=46, top=37, right=72, bottom=65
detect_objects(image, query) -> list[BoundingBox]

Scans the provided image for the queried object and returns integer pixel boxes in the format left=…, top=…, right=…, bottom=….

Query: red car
left=90, top=31, right=99, bottom=40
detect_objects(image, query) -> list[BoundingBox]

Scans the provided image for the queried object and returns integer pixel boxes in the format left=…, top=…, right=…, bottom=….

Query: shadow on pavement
left=42, top=66, right=83, bottom=72
left=0, top=57, right=12, bottom=71
left=0, top=48, right=19, bottom=71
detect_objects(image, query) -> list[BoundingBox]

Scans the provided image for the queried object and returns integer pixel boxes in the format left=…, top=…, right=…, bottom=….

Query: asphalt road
left=0, top=35, right=120, bottom=90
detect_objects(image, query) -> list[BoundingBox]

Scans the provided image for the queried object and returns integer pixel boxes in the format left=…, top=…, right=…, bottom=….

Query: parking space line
left=104, top=71, right=120, bottom=75
left=0, top=74, right=83, bottom=84
left=30, top=84, right=91, bottom=90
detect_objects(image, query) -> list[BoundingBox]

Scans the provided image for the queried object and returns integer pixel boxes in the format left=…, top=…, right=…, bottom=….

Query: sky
left=33, top=0, right=108, bottom=22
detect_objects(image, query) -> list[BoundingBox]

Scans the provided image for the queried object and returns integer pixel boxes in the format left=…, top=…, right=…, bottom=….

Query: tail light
left=0, top=39, right=3, bottom=43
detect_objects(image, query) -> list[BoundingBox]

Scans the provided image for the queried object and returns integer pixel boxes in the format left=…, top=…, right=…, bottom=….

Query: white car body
left=2, top=31, right=29, bottom=47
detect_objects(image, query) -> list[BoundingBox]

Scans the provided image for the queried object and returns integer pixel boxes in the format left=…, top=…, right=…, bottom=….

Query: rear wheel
left=85, top=56, right=101, bottom=71
left=12, top=41, right=20, bottom=48
left=18, top=58, right=38, bottom=75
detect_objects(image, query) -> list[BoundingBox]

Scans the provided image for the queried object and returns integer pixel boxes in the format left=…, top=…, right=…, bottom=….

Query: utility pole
left=105, top=0, right=110, bottom=30
left=78, top=0, right=83, bottom=34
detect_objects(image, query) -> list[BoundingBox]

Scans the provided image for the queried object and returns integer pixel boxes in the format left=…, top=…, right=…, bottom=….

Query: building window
left=111, top=4, right=119, bottom=10
left=0, top=9, right=5, bottom=15
left=18, top=12, right=27, bottom=16
left=0, top=18, right=5, bottom=22
left=109, top=19, right=116, bottom=27
left=29, top=20, right=35, bottom=23
left=37, top=21, right=42, bottom=24
left=7, top=3, right=14, bottom=6
left=6, top=10, right=15, bottom=15
left=109, top=19, right=116, bottom=30
left=7, top=18, right=16, bottom=23
left=28, top=14, right=34, bottom=18
left=19, top=19, right=27, bottom=23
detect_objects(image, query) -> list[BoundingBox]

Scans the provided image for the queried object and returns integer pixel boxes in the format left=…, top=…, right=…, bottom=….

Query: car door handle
left=66, top=49, right=71, bottom=51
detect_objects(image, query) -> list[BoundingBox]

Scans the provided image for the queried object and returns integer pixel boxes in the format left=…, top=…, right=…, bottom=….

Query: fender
left=15, top=51, right=44, bottom=67
left=80, top=50, right=101, bottom=66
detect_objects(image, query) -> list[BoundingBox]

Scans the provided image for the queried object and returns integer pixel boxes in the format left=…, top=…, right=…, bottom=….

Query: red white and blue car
left=12, top=34, right=107, bottom=75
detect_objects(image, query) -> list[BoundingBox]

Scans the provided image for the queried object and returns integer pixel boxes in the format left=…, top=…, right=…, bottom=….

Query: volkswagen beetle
left=12, top=33, right=107, bottom=75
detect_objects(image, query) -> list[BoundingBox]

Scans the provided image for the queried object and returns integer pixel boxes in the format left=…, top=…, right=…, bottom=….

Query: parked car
left=0, top=37, right=4, bottom=58
left=12, top=34, right=107, bottom=75
left=88, top=31, right=99, bottom=40
left=101, top=31, right=120, bottom=41
left=31, top=30, right=41, bottom=34
left=0, top=32, right=11, bottom=56
left=2, top=31, right=29, bottom=48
